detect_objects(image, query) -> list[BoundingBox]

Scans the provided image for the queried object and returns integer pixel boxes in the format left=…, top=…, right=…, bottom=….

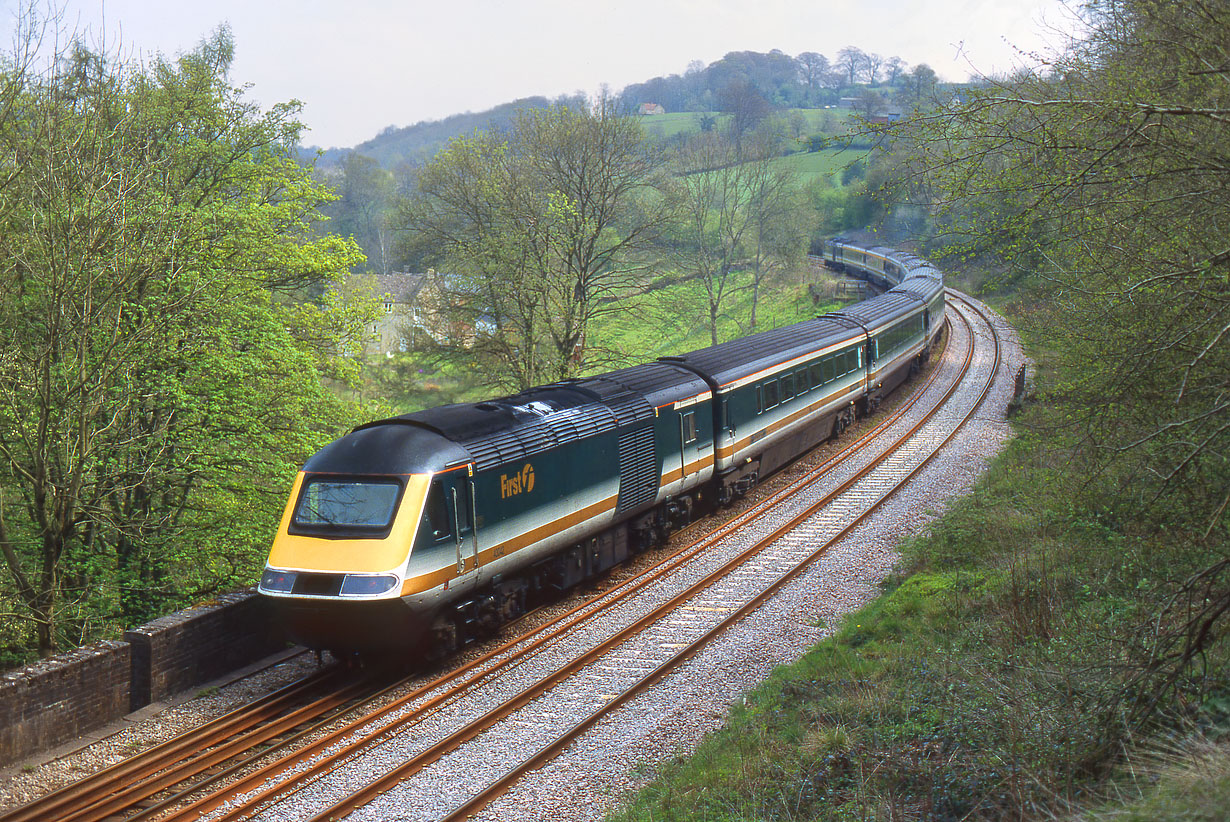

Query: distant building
left=867, top=111, right=903, bottom=126
left=637, top=102, right=666, bottom=115
left=367, top=270, right=489, bottom=356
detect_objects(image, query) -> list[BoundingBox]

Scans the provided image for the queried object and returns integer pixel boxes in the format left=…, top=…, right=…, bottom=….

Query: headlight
left=260, top=569, right=297, bottom=593
left=339, top=574, right=399, bottom=597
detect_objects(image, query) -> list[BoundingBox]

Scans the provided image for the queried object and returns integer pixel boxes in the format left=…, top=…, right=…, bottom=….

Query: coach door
left=440, top=470, right=479, bottom=578
left=679, top=409, right=699, bottom=481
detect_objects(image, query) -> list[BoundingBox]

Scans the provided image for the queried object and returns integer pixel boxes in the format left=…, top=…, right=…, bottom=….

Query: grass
left=593, top=267, right=845, bottom=364
left=635, top=109, right=856, bottom=143
left=770, top=148, right=869, bottom=187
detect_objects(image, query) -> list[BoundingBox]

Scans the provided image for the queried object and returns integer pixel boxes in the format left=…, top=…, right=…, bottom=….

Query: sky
left=3, top=0, right=1077, bottom=149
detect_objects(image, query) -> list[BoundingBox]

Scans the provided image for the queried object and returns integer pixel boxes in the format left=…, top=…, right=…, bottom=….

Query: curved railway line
left=0, top=291, right=1007, bottom=822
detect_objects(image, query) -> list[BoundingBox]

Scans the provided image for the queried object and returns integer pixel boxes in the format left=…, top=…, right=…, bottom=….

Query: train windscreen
left=293, top=480, right=402, bottom=529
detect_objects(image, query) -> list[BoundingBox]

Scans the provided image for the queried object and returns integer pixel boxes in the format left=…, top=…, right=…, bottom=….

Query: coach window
left=682, top=410, right=698, bottom=444
left=764, top=379, right=780, bottom=409
left=810, top=363, right=823, bottom=388
left=781, top=373, right=793, bottom=401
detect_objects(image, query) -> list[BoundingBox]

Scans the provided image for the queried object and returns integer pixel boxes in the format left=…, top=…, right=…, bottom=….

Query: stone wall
left=0, top=641, right=131, bottom=766
left=0, top=589, right=287, bottom=767
left=123, top=590, right=284, bottom=709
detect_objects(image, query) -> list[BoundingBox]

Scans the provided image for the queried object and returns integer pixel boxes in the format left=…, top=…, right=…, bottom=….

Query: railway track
left=2, top=292, right=1003, bottom=822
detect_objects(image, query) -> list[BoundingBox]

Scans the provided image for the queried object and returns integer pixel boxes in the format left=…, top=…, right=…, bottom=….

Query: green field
left=591, top=267, right=847, bottom=365
left=635, top=108, right=855, bottom=142
left=770, top=147, right=869, bottom=186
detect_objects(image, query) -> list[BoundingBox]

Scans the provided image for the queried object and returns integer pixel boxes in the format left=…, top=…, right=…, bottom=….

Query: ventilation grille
left=616, top=426, right=658, bottom=513
left=460, top=404, right=618, bottom=472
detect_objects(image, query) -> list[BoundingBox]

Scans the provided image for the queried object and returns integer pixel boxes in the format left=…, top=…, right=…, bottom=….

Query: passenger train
left=258, top=239, right=946, bottom=658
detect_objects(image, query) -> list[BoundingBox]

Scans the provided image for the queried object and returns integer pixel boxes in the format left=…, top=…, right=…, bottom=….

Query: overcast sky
left=3, top=0, right=1076, bottom=149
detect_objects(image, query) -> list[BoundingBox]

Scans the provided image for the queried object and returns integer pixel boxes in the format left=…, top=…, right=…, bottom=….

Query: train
left=258, top=239, right=945, bottom=659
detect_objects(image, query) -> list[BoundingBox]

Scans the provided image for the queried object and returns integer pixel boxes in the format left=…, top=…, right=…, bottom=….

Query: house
left=637, top=102, right=666, bottom=116
left=367, top=270, right=490, bottom=356
left=369, top=271, right=432, bottom=356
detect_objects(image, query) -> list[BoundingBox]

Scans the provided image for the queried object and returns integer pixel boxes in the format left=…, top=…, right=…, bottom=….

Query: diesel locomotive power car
left=258, top=240, right=945, bottom=658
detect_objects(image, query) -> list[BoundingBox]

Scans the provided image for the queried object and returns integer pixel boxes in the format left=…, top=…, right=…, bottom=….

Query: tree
left=744, top=139, right=812, bottom=332
left=321, top=152, right=394, bottom=275
left=835, top=46, right=866, bottom=86
left=718, top=78, right=772, bottom=145
left=666, top=134, right=759, bottom=345
left=396, top=99, right=670, bottom=390
left=0, top=26, right=366, bottom=655
left=900, top=0, right=1230, bottom=730
left=796, top=51, right=830, bottom=104
left=863, top=52, right=885, bottom=85
left=883, top=56, right=908, bottom=86
left=901, top=64, right=938, bottom=106
left=852, top=87, right=888, bottom=120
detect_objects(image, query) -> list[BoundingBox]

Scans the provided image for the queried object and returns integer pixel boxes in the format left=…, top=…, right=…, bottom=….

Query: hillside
left=304, top=47, right=936, bottom=169
left=305, top=94, right=569, bottom=169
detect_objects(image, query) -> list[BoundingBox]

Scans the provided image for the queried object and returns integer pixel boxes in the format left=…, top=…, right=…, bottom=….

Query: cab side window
left=421, top=482, right=452, bottom=543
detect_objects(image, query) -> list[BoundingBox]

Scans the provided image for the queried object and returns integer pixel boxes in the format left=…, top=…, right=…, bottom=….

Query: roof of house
left=372, top=272, right=427, bottom=304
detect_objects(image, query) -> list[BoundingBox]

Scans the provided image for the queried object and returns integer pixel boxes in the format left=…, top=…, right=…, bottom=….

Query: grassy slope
left=607, top=289, right=1230, bottom=820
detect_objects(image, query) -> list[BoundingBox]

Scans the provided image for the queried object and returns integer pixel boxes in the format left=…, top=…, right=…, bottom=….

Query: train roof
left=891, top=276, right=945, bottom=303
left=577, top=362, right=710, bottom=415
left=661, top=316, right=861, bottom=388
left=302, top=423, right=471, bottom=476
left=331, top=364, right=706, bottom=474
left=831, top=292, right=925, bottom=334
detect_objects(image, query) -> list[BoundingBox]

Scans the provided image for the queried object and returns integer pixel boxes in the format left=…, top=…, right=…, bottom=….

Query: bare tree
left=796, top=51, right=830, bottom=103
left=666, top=134, right=758, bottom=346
left=743, top=137, right=811, bottom=332
left=884, top=56, right=908, bottom=86
left=863, top=52, right=885, bottom=85
left=835, top=46, right=866, bottom=86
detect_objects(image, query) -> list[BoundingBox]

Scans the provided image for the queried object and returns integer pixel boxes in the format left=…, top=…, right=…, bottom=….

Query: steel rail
left=439, top=292, right=1001, bottom=820
left=301, top=299, right=991, bottom=821
left=0, top=664, right=345, bottom=822
left=161, top=320, right=955, bottom=822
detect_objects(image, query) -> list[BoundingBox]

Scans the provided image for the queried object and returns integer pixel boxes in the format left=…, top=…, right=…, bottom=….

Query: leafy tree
left=319, top=152, right=394, bottom=275
left=395, top=99, right=670, bottom=390
left=900, top=63, right=939, bottom=107
left=0, top=26, right=366, bottom=655
left=900, top=0, right=1229, bottom=728
left=851, top=87, right=888, bottom=119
